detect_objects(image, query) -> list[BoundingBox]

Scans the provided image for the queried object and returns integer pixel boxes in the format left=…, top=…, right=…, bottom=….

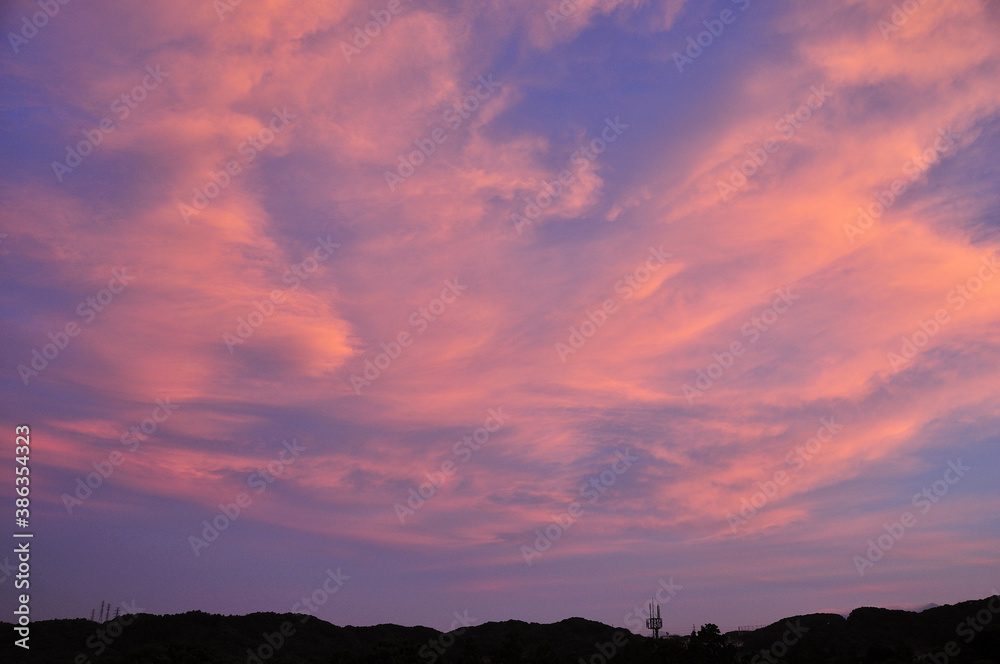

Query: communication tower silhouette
left=646, top=602, right=662, bottom=639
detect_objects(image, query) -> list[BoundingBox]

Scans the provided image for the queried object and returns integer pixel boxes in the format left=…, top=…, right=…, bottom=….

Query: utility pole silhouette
left=90, top=609, right=95, bottom=621
left=99, top=601, right=105, bottom=623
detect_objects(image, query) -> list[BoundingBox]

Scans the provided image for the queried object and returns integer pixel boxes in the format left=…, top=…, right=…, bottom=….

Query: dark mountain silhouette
left=4, top=595, right=997, bottom=663
left=735, top=598, right=1000, bottom=664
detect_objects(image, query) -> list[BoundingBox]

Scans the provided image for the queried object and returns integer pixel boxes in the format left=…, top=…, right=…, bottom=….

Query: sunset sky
left=2, top=0, right=999, bottom=635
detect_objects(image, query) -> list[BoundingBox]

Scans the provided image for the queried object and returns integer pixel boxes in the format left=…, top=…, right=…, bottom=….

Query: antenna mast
left=646, top=601, right=663, bottom=639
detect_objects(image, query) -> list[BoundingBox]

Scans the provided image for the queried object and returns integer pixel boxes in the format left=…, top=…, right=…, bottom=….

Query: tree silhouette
left=687, top=623, right=737, bottom=664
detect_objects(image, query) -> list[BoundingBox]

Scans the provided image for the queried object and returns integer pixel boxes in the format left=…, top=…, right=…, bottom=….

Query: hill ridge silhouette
left=5, top=594, right=997, bottom=663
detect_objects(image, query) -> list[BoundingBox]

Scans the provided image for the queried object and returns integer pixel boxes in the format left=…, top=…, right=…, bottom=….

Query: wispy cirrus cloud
left=1, top=0, right=997, bottom=634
